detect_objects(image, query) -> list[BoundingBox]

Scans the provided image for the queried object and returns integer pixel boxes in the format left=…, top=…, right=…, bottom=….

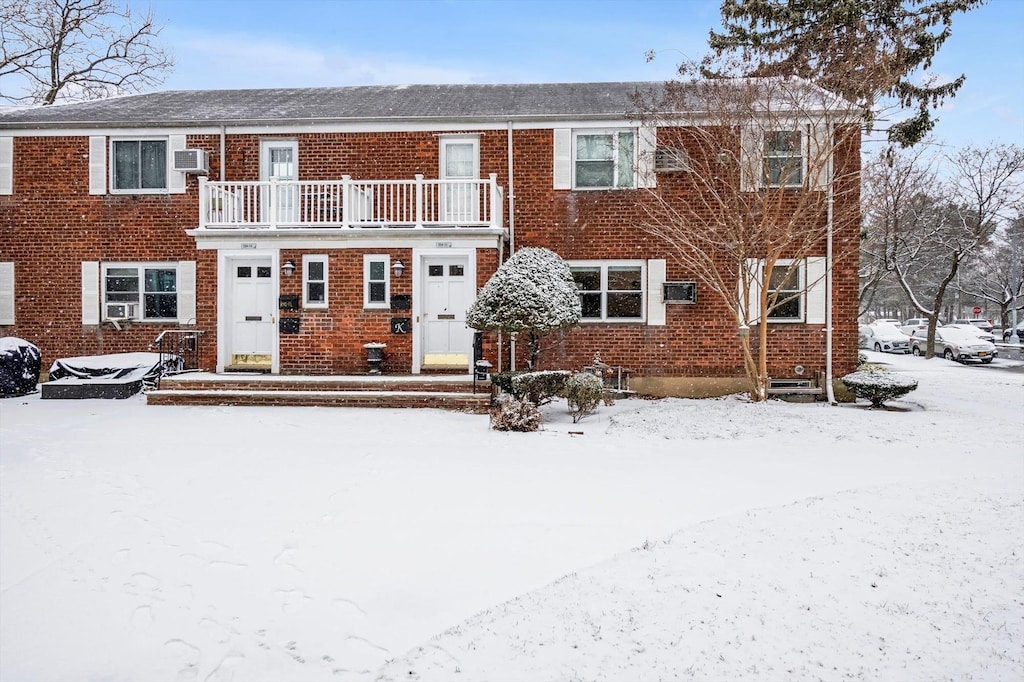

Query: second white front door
left=422, top=255, right=472, bottom=367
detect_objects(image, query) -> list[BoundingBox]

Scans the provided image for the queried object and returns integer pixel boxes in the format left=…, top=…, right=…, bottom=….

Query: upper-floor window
left=763, top=131, right=803, bottom=187
left=570, top=261, right=644, bottom=321
left=574, top=130, right=635, bottom=189
left=111, top=139, right=167, bottom=192
left=103, top=263, right=177, bottom=320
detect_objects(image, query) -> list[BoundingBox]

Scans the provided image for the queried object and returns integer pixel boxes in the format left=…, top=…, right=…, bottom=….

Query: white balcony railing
left=198, top=174, right=503, bottom=230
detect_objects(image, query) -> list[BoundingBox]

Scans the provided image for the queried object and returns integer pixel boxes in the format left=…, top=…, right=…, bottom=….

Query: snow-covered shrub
left=566, top=372, right=603, bottom=423
left=492, top=370, right=570, bottom=405
left=489, top=393, right=542, bottom=432
left=466, top=247, right=581, bottom=369
left=857, top=351, right=868, bottom=367
left=0, top=337, right=41, bottom=398
left=841, top=370, right=918, bottom=408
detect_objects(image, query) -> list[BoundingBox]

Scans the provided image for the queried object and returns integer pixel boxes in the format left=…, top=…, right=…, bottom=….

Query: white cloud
left=162, top=28, right=480, bottom=90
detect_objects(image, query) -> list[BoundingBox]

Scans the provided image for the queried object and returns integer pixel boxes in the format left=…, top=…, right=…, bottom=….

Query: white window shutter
left=646, top=259, right=666, bottom=325
left=168, top=134, right=187, bottom=194
left=0, top=137, right=13, bottom=195
left=88, top=136, right=106, bottom=195
left=636, top=126, right=657, bottom=189
left=739, top=125, right=761, bottom=192
left=553, top=128, right=571, bottom=190
left=742, top=258, right=762, bottom=324
left=177, top=260, right=197, bottom=324
left=808, top=122, right=832, bottom=191
left=0, top=262, right=14, bottom=325
left=82, top=261, right=100, bottom=324
left=805, top=257, right=827, bottom=324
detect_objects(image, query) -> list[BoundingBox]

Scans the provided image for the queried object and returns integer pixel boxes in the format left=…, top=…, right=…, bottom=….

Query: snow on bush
left=0, top=337, right=41, bottom=398
left=491, top=370, right=570, bottom=406
left=466, top=247, right=581, bottom=368
left=566, top=372, right=603, bottom=423
left=841, top=369, right=919, bottom=408
left=489, top=393, right=542, bottom=432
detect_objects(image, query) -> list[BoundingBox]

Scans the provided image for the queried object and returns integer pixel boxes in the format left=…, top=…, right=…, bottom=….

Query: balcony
left=198, top=174, right=503, bottom=230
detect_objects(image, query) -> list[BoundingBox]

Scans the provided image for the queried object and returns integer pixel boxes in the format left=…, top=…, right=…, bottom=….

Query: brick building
left=0, top=81, right=860, bottom=396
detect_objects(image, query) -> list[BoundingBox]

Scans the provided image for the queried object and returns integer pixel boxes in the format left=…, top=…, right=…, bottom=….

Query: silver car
left=910, top=328, right=998, bottom=364
left=859, top=323, right=911, bottom=354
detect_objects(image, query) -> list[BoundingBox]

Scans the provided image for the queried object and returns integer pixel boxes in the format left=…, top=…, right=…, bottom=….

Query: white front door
left=229, top=258, right=276, bottom=367
left=260, top=140, right=299, bottom=224
left=422, top=256, right=472, bottom=367
left=440, top=137, right=479, bottom=223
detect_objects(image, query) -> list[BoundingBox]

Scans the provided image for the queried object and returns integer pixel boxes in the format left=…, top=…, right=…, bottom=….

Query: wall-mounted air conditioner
left=663, top=282, right=697, bottom=304
left=106, top=302, right=138, bottom=320
left=173, top=149, right=209, bottom=174
left=655, top=147, right=690, bottom=173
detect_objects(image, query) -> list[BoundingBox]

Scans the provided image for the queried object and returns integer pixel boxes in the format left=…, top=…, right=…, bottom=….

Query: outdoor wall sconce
left=392, top=260, right=405, bottom=277
left=281, top=260, right=296, bottom=277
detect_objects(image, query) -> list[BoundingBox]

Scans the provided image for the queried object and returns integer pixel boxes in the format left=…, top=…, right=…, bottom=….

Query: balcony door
left=440, top=136, right=479, bottom=223
left=260, top=140, right=299, bottom=224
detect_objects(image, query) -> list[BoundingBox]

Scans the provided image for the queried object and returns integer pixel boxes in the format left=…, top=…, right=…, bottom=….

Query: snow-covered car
left=952, top=318, right=995, bottom=333
left=900, top=317, right=942, bottom=337
left=943, top=323, right=996, bottom=343
left=1002, top=322, right=1024, bottom=342
left=910, top=328, right=998, bottom=364
left=859, top=323, right=911, bottom=354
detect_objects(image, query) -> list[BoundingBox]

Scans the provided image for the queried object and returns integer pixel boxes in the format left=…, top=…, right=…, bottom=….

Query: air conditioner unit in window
left=654, top=147, right=690, bottom=173
left=663, top=282, right=697, bottom=304
left=106, top=302, right=138, bottom=320
left=172, top=149, right=209, bottom=174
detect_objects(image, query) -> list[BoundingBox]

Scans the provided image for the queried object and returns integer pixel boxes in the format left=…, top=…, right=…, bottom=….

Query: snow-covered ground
left=1, top=352, right=1021, bottom=681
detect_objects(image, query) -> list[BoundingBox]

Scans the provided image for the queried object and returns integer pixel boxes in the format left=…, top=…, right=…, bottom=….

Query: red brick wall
left=0, top=122, right=859, bottom=382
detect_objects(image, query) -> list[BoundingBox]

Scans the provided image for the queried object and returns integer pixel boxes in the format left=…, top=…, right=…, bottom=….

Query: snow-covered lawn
left=1, top=352, right=1022, bottom=681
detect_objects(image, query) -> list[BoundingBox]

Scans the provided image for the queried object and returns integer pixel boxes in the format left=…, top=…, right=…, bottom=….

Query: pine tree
left=705, top=0, right=984, bottom=146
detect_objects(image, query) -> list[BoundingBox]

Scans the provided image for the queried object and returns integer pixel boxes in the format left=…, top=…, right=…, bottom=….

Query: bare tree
left=0, top=0, right=172, bottom=105
left=633, top=71, right=861, bottom=401
left=956, top=217, right=1024, bottom=329
left=864, top=143, right=1024, bottom=357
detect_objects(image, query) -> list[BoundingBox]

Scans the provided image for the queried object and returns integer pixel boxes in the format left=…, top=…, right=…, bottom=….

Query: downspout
left=507, top=120, right=516, bottom=370
left=219, top=125, right=226, bottom=181
left=825, top=122, right=836, bottom=405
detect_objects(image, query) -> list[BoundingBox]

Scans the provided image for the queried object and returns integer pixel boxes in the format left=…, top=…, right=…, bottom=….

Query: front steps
left=147, top=373, right=492, bottom=412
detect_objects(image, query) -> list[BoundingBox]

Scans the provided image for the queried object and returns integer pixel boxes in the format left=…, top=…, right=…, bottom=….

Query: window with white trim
left=363, top=255, right=390, bottom=308
left=574, top=130, right=635, bottom=189
left=111, top=139, right=167, bottom=192
left=303, top=255, right=328, bottom=308
left=763, top=130, right=803, bottom=187
left=570, top=261, right=644, bottom=321
left=765, top=261, right=803, bottom=321
left=102, top=263, right=178, bottom=320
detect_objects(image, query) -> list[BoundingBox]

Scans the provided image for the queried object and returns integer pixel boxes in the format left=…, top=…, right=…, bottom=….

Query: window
left=103, top=263, right=177, bottom=320
left=570, top=261, right=644, bottom=321
left=763, top=131, right=803, bottom=187
left=303, top=255, right=328, bottom=308
left=765, top=263, right=803, bottom=321
left=364, top=255, right=389, bottom=308
left=111, top=139, right=167, bottom=192
left=574, top=130, right=635, bottom=189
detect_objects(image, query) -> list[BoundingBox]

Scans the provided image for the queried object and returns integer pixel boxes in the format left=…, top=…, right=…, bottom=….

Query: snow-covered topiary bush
left=0, top=337, right=41, bottom=398
left=491, top=370, right=570, bottom=405
left=489, top=393, right=542, bottom=432
left=841, top=370, right=918, bottom=408
left=566, top=372, right=603, bottom=423
left=466, top=247, right=581, bottom=369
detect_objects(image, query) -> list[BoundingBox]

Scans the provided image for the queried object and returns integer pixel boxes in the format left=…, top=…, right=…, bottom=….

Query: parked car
left=952, top=318, right=995, bottom=333
left=910, top=328, right=998, bottom=363
left=900, top=317, right=944, bottom=337
left=859, top=322, right=911, bottom=354
left=1002, top=322, right=1024, bottom=342
left=872, top=318, right=902, bottom=326
left=943, top=323, right=996, bottom=343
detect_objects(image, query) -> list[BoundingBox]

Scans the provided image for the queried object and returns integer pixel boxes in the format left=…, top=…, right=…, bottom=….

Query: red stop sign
left=972, top=306, right=983, bottom=315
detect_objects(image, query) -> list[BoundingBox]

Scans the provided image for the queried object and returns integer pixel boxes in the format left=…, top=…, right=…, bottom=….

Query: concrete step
left=158, top=373, right=489, bottom=394
left=147, top=389, right=491, bottom=412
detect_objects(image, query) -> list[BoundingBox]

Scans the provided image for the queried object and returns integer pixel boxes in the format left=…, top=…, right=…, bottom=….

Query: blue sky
left=148, top=0, right=1022, bottom=150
